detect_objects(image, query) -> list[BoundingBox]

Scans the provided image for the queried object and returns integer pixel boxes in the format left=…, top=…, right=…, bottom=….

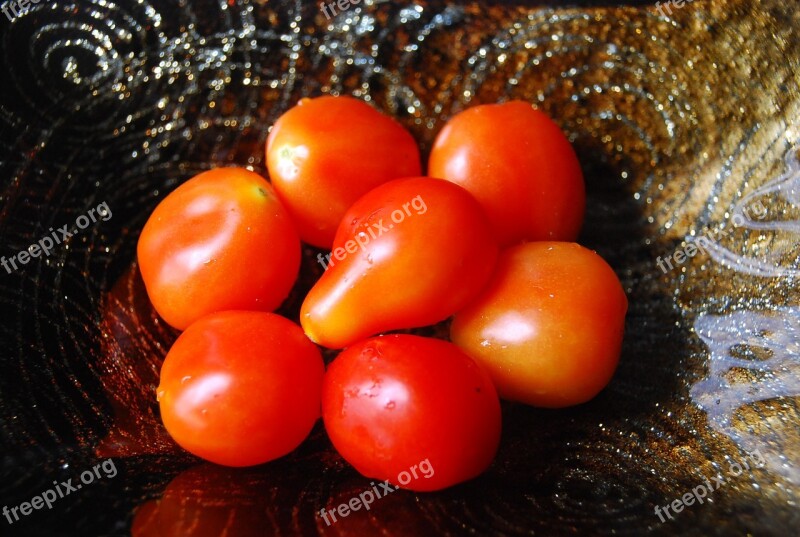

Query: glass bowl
left=0, top=0, right=797, bottom=534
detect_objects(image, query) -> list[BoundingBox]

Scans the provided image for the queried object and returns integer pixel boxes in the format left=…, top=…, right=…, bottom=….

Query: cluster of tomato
left=137, top=96, right=628, bottom=492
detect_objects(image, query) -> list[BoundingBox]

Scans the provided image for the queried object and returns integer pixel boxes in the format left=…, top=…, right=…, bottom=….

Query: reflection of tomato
left=157, top=311, right=324, bottom=466
left=451, top=242, right=627, bottom=408
left=137, top=168, right=300, bottom=330
left=322, top=335, right=501, bottom=491
left=266, top=96, right=421, bottom=248
left=133, top=461, right=442, bottom=537
left=300, top=177, right=498, bottom=349
left=131, top=465, right=274, bottom=537
left=429, top=101, right=585, bottom=246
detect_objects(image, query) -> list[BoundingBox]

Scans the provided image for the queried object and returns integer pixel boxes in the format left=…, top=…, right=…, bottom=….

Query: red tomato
left=157, top=311, right=324, bottom=466
left=266, top=96, right=422, bottom=248
left=322, top=335, right=501, bottom=491
left=300, top=177, right=498, bottom=349
left=428, top=101, right=585, bottom=246
left=451, top=242, right=627, bottom=408
left=137, top=168, right=300, bottom=330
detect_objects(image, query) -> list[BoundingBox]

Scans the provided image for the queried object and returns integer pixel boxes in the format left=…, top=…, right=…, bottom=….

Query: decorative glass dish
left=0, top=0, right=797, bottom=534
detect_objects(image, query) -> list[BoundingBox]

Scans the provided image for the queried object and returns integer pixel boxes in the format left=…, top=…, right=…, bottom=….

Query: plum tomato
left=157, top=311, right=325, bottom=466
left=300, top=177, right=499, bottom=349
left=451, top=242, right=627, bottom=408
left=137, top=167, right=300, bottom=330
left=321, top=335, right=501, bottom=491
left=428, top=101, right=585, bottom=246
left=266, top=96, right=422, bottom=248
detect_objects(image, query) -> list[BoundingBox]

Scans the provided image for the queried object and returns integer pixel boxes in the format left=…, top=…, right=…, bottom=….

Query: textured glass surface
left=0, top=0, right=798, bottom=535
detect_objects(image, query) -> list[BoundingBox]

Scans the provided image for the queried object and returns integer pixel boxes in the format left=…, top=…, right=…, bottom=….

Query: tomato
left=451, top=242, right=627, bottom=408
left=266, top=96, right=422, bottom=248
left=300, top=177, right=498, bottom=349
left=157, top=311, right=324, bottom=466
left=322, top=335, right=501, bottom=491
left=428, top=101, right=585, bottom=246
left=137, top=168, right=300, bottom=330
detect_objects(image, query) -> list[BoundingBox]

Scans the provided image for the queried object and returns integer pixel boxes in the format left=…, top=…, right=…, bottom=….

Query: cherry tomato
left=157, top=311, right=324, bottom=466
left=428, top=101, right=585, bottom=246
left=301, top=177, right=498, bottom=349
left=322, top=335, right=501, bottom=492
left=137, top=168, right=300, bottom=330
left=451, top=242, right=627, bottom=408
left=266, top=96, right=422, bottom=248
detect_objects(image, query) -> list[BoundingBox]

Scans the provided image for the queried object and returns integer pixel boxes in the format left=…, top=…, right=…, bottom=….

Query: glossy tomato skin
left=451, top=242, right=627, bottom=408
left=137, top=168, right=300, bottom=330
left=157, top=311, right=324, bottom=467
left=266, top=96, right=421, bottom=248
left=300, top=177, right=498, bottom=349
left=428, top=101, right=585, bottom=246
left=322, top=335, right=501, bottom=492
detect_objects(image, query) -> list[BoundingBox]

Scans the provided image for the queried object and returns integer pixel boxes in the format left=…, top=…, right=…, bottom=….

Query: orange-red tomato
left=137, top=168, right=300, bottom=330
left=266, top=96, right=421, bottom=248
left=428, top=101, right=585, bottom=246
left=451, top=242, right=627, bottom=408
left=322, top=335, right=501, bottom=492
left=300, top=177, right=498, bottom=349
left=157, top=311, right=324, bottom=466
